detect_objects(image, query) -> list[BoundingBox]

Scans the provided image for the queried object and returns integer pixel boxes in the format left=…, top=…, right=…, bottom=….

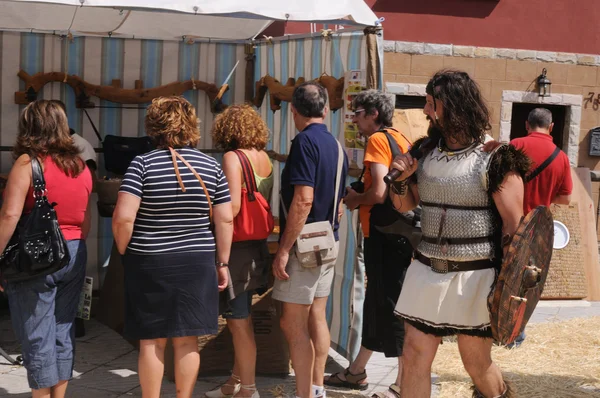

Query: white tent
left=0, top=0, right=380, bottom=41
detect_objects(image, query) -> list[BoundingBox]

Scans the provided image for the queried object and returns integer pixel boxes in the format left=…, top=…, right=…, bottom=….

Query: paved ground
left=1, top=300, right=599, bottom=397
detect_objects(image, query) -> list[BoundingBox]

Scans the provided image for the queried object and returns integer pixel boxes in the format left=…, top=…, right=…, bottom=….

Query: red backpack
left=232, top=150, right=274, bottom=242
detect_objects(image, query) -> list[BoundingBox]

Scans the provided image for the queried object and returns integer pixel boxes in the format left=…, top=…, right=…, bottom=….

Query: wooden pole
left=245, top=43, right=256, bottom=103
left=364, top=27, right=382, bottom=90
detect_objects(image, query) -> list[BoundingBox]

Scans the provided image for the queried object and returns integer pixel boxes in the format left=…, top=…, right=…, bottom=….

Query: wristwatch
left=216, top=261, right=229, bottom=268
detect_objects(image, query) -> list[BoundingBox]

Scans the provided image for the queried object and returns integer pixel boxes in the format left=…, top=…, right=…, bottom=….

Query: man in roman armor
left=388, top=70, right=530, bottom=398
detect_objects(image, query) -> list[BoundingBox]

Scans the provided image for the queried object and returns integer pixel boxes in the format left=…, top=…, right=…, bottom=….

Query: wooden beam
left=252, top=74, right=344, bottom=111
left=15, top=70, right=223, bottom=109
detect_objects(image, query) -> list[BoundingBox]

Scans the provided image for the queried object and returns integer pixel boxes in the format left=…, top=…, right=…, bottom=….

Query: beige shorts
left=272, top=244, right=338, bottom=305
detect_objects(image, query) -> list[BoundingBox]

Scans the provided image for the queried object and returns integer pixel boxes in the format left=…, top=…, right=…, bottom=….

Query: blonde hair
left=211, top=104, right=270, bottom=151
left=145, top=96, right=200, bottom=148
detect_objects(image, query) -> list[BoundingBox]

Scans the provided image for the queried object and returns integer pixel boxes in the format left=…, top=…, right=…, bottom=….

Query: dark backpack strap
left=525, top=146, right=561, bottom=183
left=381, top=130, right=402, bottom=159
left=357, top=166, right=366, bottom=182
left=233, top=150, right=258, bottom=200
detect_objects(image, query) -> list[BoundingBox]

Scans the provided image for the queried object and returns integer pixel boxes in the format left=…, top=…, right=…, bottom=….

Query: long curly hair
left=211, top=104, right=270, bottom=151
left=426, top=70, right=491, bottom=145
left=145, top=96, right=200, bottom=149
left=15, top=100, right=84, bottom=177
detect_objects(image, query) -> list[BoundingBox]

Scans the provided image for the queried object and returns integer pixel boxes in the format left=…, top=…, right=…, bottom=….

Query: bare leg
left=308, top=297, right=330, bottom=388
left=280, top=302, right=313, bottom=398
left=228, top=317, right=256, bottom=397
left=51, top=380, right=69, bottom=398
left=457, top=335, right=504, bottom=397
left=394, top=356, right=403, bottom=387
left=32, top=388, right=51, bottom=398
left=172, top=336, right=200, bottom=398
left=139, top=338, right=168, bottom=398
left=349, top=347, right=373, bottom=374
left=401, top=323, right=441, bottom=398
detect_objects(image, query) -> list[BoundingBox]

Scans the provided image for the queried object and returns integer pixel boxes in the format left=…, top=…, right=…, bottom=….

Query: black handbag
left=0, top=158, right=71, bottom=282
left=84, top=109, right=154, bottom=175
left=102, top=134, right=154, bottom=175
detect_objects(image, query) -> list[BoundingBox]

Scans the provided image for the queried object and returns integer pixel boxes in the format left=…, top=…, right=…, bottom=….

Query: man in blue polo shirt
left=273, top=82, right=348, bottom=398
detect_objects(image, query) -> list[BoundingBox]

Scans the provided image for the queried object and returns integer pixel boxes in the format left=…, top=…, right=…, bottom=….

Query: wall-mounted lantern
left=537, top=68, right=552, bottom=97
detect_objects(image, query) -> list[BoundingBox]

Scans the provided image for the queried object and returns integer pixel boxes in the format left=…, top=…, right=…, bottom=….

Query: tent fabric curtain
left=253, top=31, right=368, bottom=360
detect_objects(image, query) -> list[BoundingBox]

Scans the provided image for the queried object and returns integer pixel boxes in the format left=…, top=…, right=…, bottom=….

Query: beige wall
left=383, top=52, right=600, bottom=171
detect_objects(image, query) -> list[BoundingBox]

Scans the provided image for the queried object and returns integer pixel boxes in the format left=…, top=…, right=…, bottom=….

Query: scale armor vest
left=417, top=143, right=497, bottom=261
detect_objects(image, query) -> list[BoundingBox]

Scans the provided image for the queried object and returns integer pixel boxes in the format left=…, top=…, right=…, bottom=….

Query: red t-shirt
left=510, top=132, right=572, bottom=214
left=23, top=157, right=92, bottom=240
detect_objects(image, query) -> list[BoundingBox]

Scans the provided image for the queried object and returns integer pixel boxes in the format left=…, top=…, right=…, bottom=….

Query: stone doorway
left=510, top=103, right=568, bottom=150
left=500, top=91, right=583, bottom=166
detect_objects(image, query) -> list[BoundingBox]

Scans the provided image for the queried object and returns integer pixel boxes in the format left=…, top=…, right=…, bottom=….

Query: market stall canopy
left=0, top=0, right=379, bottom=41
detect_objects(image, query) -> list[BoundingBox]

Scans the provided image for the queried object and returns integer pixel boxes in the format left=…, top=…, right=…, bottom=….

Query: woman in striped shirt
left=112, top=96, right=233, bottom=398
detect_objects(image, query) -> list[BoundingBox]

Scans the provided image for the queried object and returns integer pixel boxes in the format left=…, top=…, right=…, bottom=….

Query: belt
left=416, top=252, right=495, bottom=274
left=421, top=236, right=493, bottom=245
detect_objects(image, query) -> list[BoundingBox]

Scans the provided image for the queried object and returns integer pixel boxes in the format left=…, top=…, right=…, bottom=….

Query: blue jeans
left=6, top=240, right=87, bottom=389
left=222, top=290, right=253, bottom=319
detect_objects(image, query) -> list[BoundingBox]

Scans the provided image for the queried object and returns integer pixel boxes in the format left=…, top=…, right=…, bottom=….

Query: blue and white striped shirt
left=119, top=147, right=230, bottom=254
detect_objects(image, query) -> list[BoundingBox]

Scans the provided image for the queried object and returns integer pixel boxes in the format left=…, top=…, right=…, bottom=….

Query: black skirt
left=123, top=251, right=218, bottom=340
left=362, top=225, right=413, bottom=357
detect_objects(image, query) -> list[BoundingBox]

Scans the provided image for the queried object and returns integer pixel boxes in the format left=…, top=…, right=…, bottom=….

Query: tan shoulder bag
left=282, top=140, right=344, bottom=268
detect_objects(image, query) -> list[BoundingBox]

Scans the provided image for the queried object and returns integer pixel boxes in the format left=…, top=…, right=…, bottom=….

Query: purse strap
left=169, top=147, right=213, bottom=223
left=31, top=157, right=48, bottom=201
left=234, top=150, right=258, bottom=201
left=331, top=140, right=344, bottom=224
left=281, top=140, right=344, bottom=226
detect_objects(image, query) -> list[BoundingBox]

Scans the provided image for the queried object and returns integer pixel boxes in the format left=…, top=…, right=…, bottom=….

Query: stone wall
left=383, top=41, right=600, bottom=171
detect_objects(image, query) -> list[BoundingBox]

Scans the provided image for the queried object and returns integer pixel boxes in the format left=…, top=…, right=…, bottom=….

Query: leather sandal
left=324, top=368, right=369, bottom=391
left=371, top=384, right=401, bottom=398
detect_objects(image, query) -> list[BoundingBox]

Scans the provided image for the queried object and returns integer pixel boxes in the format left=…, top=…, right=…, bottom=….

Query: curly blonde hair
left=145, top=96, right=200, bottom=148
left=211, top=104, right=270, bottom=151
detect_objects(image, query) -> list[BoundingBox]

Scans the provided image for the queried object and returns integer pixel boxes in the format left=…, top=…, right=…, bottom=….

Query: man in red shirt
left=507, top=107, right=572, bottom=348
left=511, top=108, right=572, bottom=214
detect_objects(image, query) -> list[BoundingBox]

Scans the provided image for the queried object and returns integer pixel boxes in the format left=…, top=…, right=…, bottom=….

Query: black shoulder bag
left=369, top=130, right=422, bottom=250
left=0, top=158, right=71, bottom=282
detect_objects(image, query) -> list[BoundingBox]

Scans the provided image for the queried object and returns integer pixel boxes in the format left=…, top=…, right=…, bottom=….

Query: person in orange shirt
left=325, top=90, right=412, bottom=398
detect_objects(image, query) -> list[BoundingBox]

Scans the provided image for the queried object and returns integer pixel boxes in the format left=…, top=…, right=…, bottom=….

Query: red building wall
left=281, top=0, right=600, bottom=55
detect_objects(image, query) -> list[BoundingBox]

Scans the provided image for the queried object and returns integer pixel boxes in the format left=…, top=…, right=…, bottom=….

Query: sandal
left=324, top=368, right=369, bottom=391
left=371, top=384, right=401, bottom=398
left=205, top=374, right=241, bottom=398
left=233, top=384, right=260, bottom=398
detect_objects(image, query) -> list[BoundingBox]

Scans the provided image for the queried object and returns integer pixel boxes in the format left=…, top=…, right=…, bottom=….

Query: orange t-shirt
left=359, top=128, right=411, bottom=237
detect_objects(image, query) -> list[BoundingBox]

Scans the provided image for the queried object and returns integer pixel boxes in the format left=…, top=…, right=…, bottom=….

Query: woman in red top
left=0, top=100, right=92, bottom=398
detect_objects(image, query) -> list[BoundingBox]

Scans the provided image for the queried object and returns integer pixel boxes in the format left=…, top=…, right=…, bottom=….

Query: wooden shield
left=489, top=206, right=554, bottom=345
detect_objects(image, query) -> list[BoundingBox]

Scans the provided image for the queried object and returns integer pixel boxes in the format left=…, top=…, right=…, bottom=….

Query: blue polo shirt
left=280, top=123, right=349, bottom=241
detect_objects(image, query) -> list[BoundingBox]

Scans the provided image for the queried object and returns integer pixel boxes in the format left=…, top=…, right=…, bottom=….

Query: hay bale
left=432, top=317, right=600, bottom=397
